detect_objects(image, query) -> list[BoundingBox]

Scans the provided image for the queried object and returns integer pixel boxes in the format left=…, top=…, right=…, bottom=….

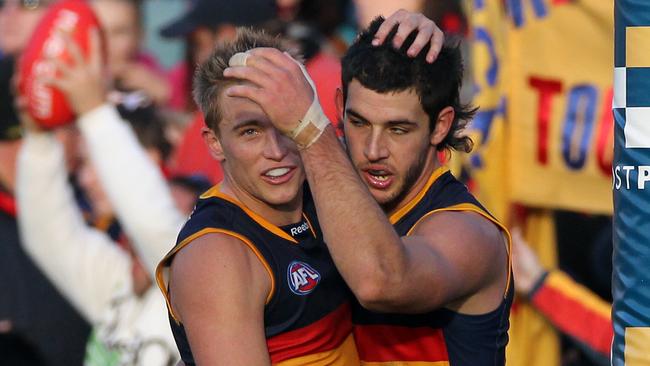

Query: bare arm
left=300, top=128, right=507, bottom=313
left=46, top=28, right=184, bottom=276
left=511, top=229, right=611, bottom=358
left=16, top=132, right=132, bottom=322
left=78, top=105, right=185, bottom=276
left=169, top=233, right=272, bottom=365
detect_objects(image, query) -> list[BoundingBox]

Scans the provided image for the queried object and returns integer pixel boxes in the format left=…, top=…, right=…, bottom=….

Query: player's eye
left=390, top=127, right=408, bottom=135
left=241, top=128, right=259, bottom=136
left=348, top=118, right=367, bottom=127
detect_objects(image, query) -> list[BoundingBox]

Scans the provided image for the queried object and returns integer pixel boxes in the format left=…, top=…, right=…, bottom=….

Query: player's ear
left=431, top=106, right=454, bottom=146
left=202, top=127, right=225, bottom=161
left=335, top=88, right=345, bottom=123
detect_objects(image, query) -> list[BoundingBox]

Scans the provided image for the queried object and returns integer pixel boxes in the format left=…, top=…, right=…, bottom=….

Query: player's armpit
left=360, top=211, right=509, bottom=314
left=169, top=232, right=272, bottom=366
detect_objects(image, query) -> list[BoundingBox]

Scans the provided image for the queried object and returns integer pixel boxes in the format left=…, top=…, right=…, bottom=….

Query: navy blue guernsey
left=156, top=185, right=359, bottom=365
left=349, top=167, right=513, bottom=366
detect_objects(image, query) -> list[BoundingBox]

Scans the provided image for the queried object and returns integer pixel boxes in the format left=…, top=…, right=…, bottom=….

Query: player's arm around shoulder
left=360, top=211, right=509, bottom=315
left=168, top=232, right=272, bottom=366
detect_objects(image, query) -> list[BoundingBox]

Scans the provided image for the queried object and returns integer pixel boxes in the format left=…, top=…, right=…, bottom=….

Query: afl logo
left=287, top=261, right=321, bottom=295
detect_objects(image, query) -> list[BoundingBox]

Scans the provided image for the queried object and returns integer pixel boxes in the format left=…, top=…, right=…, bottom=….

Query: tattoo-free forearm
left=300, top=126, right=408, bottom=303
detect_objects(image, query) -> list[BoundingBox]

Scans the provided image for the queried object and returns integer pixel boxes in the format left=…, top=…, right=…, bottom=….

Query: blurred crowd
left=0, top=1, right=612, bottom=366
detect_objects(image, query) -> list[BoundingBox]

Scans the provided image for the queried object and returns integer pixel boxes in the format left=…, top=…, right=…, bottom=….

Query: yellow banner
left=468, top=0, right=510, bottom=222
left=506, top=1, right=614, bottom=214
left=469, top=1, right=614, bottom=215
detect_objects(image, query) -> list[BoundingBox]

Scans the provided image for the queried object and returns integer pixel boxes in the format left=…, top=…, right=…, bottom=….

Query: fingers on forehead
left=248, top=47, right=292, bottom=65
left=228, top=52, right=249, bottom=67
left=245, top=53, right=273, bottom=66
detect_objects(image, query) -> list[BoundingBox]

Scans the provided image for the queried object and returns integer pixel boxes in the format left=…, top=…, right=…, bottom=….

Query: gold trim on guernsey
left=156, top=228, right=276, bottom=323
left=406, top=203, right=513, bottom=298
left=302, top=212, right=317, bottom=238
left=200, top=185, right=300, bottom=243
left=387, top=167, right=512, bottom=298
left=388, top=166, right=449, bottom=225
left=275, top=334, right=360, bottom=366
left=201, top=185, right=317, bottom=239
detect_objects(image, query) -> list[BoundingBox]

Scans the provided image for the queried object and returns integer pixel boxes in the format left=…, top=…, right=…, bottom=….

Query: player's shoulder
left=178, top=195, right=240, bottom=238
left=173, top=231, right=258, bottom=274
left=191, top=193, right=238, bottom=221
left=414, top=209, right=504, bottom=251
left=413, top=210, right=509, bottom=295
left=168, top=232, right=271, bottom=324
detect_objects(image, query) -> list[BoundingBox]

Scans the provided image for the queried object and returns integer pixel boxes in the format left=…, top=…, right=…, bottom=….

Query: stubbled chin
left=368, top=188, right=392, bottom=204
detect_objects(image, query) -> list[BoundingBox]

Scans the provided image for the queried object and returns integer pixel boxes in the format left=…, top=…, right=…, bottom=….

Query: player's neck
left=220, top=177, right=304, bottom=227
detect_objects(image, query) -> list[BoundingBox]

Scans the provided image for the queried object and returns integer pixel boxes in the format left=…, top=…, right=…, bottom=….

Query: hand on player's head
left=372, top=9, right=444, bottom=63
left=223, top=48, right=315, bottom=137
left=511, top=227, right=545, bottom=296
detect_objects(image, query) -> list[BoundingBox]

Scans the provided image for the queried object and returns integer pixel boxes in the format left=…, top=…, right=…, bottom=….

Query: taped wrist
left=228, top=50, right=329, bottom=149
left=289, top=92, right=329, bottom=150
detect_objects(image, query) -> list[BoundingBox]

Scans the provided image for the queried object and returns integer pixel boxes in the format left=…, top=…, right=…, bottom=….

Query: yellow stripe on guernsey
left=388, top=166, right=513, bottom=298
left=275, top=335, right=359, bottom=366
left=389, top=166, right=449, bottom=225
left=545, top=270, right=611, bottom=319
left=200, top=185, right=298, bottom=243
left=408, top=202, right=513, bottom=298
left=156, top=228, right=276, bottom=323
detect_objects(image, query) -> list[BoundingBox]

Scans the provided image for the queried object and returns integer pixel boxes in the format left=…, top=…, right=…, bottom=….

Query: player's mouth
left=261, top=166, right=296, bottom=185
left=362, top=167, right=394, bottom=190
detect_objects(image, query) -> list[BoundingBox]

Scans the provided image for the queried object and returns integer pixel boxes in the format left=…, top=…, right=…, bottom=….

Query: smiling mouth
left=265, top=167, right=291, bottom=178
left=261, top=167, right=296, bottom=184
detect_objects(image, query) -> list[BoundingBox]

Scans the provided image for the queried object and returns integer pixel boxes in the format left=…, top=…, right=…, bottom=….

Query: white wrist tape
left=228, top=50, right=329, bottom=149
left=289, top=60, right=330, bottom=149
left=228, top=51, right=250, bottom=68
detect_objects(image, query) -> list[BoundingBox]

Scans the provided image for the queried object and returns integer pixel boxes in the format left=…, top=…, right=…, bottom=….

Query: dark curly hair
left=341, top=16, right=476, bottom=153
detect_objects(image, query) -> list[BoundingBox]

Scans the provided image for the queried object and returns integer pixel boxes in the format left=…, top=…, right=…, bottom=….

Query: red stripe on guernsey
left=267, top=302, right=352, bottom=364
left=0, top=191, right=16, bottom=217
left=354, top=324, right=449, bottom=362
left=531, top=273, right=613, bottom=356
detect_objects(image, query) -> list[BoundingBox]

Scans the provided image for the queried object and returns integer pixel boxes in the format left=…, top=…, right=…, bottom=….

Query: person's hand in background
left=511, top=227, right=546, bottom=296
left=42, top=28, right=106, bottom=117
left=115, top=62, right=171, bottom=106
